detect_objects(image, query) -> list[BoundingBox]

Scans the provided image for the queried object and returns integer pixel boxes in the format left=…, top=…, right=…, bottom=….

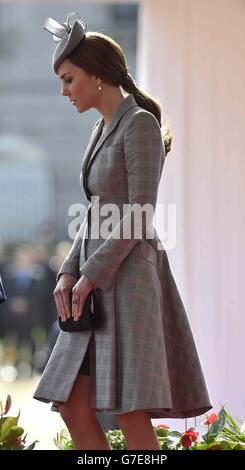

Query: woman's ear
left=93, top=75, right=102, bottom=88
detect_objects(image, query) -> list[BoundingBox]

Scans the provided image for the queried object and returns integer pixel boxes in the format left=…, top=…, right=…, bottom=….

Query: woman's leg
left=115, top=410, right=160, bottom=450
left=59, top=375, right=111, bottom=450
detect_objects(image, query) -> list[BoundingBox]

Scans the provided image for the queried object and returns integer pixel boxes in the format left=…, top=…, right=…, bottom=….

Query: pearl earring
left=98, top=85, right=102, bottom=91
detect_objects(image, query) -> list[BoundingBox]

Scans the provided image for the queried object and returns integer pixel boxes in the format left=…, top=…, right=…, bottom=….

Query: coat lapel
left=81, top=94, right=137, bottom=188
left=81, top=118, right=104, bottom=179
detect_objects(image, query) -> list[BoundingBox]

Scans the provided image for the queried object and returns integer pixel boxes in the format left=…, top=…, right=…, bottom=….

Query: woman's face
left=58, top=59, right=99, bottom=113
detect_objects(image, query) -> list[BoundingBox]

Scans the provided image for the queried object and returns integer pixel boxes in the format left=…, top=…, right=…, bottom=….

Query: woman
left=34, top=12, right=212, bottom=450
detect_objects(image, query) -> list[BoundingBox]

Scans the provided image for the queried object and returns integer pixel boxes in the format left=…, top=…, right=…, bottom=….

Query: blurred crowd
left=0, top=241, right=72, bottom=381
left=0, top=241, right=119, bottom=431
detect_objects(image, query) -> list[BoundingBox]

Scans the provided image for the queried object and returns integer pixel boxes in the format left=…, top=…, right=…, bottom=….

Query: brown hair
left=68, top=32, right=173, bottom=155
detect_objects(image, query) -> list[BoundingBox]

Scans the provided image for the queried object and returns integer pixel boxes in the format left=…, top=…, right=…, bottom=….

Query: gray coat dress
left=33, top=94, right=212, bottom=418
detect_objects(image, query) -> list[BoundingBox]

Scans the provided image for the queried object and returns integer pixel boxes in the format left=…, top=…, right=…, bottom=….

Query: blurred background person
left=0, top=243, right=57, bottom=378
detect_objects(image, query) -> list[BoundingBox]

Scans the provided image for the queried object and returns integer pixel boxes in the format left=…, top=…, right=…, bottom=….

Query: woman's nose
left=61, top=86, right=69, bottom=96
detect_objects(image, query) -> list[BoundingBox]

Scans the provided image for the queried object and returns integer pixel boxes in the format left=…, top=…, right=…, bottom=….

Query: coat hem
left=33, top=395, right=212, bottom=419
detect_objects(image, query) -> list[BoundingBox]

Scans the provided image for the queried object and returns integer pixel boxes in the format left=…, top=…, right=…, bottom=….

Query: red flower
left=1, top=395, right=12, bottom=417
left=204, top=413, right=219, bottom=425
left=181, top=434, right=192, bottom=448
left=156, top=424, right=169, bottom=429
left=181, top=428, right=199, bottom=448
left=15, top=437, right=24, bottom=447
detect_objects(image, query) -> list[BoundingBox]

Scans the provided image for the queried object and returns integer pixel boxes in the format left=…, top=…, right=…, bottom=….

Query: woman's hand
left=53, top=273, right=77, bottom=322
left=72, top=275, right=94, bottom=321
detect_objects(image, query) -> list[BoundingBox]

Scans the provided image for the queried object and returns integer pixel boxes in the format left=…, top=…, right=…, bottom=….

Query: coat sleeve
left=79, top=111, right=165, bottom=291
left=56, top=211, right=88, bottom=282
left=56, top=119, right=101, bottom=282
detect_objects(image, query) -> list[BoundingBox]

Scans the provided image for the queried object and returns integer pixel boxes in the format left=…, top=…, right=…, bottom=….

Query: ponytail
left=121, top=73, right=173, bottom=155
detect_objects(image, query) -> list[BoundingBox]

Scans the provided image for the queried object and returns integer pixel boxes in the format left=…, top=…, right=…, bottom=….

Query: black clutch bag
left=58, top=288, right=103, bottom=332
left=58, top=206, right=103, bottom=332
left=0, top=275, right=7, bottom=304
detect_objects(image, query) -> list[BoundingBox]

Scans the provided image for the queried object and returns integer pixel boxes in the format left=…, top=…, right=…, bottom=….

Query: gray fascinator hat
left=43, top=12, right=87, bottom=75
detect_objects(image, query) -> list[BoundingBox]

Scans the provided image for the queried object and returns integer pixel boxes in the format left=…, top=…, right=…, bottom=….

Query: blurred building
left=0, top=3, right=138, bottom=243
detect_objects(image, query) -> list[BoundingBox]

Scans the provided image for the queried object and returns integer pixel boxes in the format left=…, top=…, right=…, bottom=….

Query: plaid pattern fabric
left=0, top=274, right=6, bottom=303
left=34, top=95, right=212, bottom=418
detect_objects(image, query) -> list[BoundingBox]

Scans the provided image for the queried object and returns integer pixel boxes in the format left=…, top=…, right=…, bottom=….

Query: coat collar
left=81, top=94, right=137, bottom=198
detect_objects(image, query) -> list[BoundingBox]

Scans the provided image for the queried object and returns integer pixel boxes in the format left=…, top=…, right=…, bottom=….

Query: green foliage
left=54, top=407, right=245, bottom=451
left=107, top=430, right=127, bottom=450
left=54, top=428, right=74, bottom=450
left=219, top=408, right=245, bottom=448
left=0, top=395, right=38, bottom=450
